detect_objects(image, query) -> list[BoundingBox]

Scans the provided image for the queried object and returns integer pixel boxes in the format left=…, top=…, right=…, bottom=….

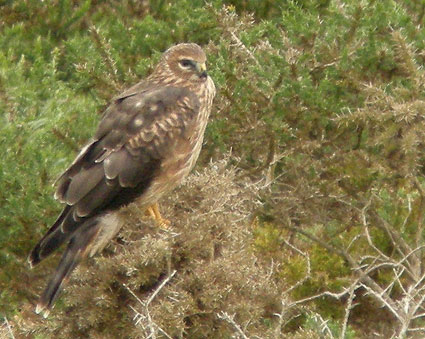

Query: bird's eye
left=179, top=59, right=193, bottom=68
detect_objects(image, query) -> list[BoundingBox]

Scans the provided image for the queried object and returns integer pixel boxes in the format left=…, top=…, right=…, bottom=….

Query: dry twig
left=124, top=270, right=177, bottom=339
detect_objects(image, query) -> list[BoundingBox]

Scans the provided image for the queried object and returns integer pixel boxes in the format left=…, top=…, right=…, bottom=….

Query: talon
left=145, top=203, right=170, bottom=228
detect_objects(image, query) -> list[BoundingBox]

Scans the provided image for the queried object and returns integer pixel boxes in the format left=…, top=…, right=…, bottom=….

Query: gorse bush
left=2, top=0, right=425, bottom=337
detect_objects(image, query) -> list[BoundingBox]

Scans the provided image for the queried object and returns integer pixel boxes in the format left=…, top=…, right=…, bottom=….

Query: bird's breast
left=133, top=78, right=215, bottom=208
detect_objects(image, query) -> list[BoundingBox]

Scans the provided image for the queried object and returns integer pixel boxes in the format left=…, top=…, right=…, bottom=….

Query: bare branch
left=281, top=238, right=311, bottom=295
left=217, top=312, right=249, bottom=339
left=413, top=177, right=425, bottom=250
left=124, top=270, right=177, bottom=339
left=146, top=270, right=177, bottom=307
left=309, top=312, right=335, bottom=339
left=341, top=285, right=359, bottom=339
left=360, top=282, right=403, bottom=323
left=229, top=31, right=260, bottom=67
left=3, top=317, right=15, bottom=339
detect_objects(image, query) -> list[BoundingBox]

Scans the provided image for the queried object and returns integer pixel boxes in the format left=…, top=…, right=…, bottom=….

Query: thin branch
left=346, top=234, right=362, bottom=252
left=341, top=285, right=359, bottom=339
left=280, top=223, right=352, bottom=264
left=310, top=312, right=335, bottom=339
left=124, top=270, right=177, bottom=339
left=281, top=238, right=311, bottom=295
left=279, top=195, right=425, bottom=336
left=229, top=31, right=260, bottom=66
left=146, top=270, right=177, bottom=307
left=364, top=221, right=391, bottom=261
left=400, top=195, right=412, bottom=234
left=413, top=312, right=425, bottom=320
left=414, top=177, right=425, bottom=250
left=388, top=267, right=406, bottom=296
left=360, top=283, right=403, bottom=323
left=282, top=222, right=401, bottom=324
left=217, top=312, right=249, bottom=339
left=123, top=283, right=145, bottom=307
left=370, top=208, right=418, bottom=270
left=362, top=200, right=392, bottom=262
left=3, top=317, right=15, bottom=339
left=408, top=327, right=425, bottom=332
left=284, top=285, right=355, bottom=309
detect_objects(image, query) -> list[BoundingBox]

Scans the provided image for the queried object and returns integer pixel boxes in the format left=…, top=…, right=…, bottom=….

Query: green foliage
left=3, top=0, right=425, bottom=337
left=304, top=312, right=357, bottom=339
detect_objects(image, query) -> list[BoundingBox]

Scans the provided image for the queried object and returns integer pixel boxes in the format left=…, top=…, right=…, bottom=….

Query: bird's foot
left=145, top=203, right=170, bottom=229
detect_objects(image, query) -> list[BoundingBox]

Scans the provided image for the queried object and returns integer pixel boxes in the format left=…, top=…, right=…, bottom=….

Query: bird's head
left=155, top=43, right=210, bottom=84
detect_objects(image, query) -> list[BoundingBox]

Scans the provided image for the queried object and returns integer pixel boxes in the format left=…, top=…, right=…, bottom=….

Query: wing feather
left=73, top=179, right=120, bottom=218
left=31, top=85, right=199, bottom=266
left=64, top=164, right=104, bottom=205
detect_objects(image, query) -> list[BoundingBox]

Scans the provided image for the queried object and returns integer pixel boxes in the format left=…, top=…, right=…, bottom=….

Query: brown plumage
left=28, top=43, right=216, bottom=316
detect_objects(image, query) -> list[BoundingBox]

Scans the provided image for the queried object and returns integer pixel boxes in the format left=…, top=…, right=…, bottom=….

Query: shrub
left=3, top=0, right=425, bottom=337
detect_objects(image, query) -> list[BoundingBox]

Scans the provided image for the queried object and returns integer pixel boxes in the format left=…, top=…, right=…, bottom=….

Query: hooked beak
left=196, top=62, right=208, bottom=78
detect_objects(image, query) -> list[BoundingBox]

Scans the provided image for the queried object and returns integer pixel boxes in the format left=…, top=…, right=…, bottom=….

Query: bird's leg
left=145, top=202, right=170, bottom=228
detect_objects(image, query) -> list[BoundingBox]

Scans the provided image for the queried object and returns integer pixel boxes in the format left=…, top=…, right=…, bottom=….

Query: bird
left=28, top=43, right=216, bottom=316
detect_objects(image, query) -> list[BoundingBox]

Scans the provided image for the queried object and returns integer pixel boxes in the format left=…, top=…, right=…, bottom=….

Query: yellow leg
left=145, top=202, right=170, bottom=228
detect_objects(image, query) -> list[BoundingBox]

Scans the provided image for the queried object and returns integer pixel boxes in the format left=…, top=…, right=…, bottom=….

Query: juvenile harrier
left=28, top=43, right=216, bottom=316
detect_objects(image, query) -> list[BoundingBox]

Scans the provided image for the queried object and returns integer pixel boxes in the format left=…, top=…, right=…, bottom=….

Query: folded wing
left=29, top=86, right=200, bottom=267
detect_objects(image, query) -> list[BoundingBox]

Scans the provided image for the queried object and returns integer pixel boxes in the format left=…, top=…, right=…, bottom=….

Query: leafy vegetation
left=2, top=0, right=425, bottom=337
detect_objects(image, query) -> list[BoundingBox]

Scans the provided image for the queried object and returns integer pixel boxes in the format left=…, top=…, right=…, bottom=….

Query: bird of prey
left=28, top=43, right=216, bottom=316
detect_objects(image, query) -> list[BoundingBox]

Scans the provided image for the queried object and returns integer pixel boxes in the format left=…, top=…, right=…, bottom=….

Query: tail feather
left=35, top=220, right=101, bottom=316
left=28, top=205, right=83, bottom=267
left=29, top=229, right=70, bottom=268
